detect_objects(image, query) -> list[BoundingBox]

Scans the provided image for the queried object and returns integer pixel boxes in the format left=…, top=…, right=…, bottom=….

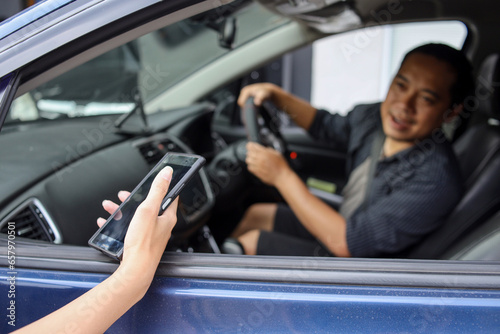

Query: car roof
left=0, top=0, right=75, bottom=40
left=2, top=0, right=500, bottom=80
left=0, top=0, right=169, bottom=78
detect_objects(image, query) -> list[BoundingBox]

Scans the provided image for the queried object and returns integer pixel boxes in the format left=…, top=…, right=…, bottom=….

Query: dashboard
left=0, top=104, right=217, bottom=250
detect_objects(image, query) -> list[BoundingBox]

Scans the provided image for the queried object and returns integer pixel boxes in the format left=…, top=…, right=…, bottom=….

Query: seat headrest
left=475, top=53, right=500, bottom=120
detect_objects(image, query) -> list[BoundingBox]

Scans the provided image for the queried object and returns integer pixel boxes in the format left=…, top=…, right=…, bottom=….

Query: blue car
left=1, top=0, right=500, bottom=332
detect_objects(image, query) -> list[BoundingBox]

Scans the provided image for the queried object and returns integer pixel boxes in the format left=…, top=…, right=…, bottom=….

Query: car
left=1, top=0, right=500, bottom=332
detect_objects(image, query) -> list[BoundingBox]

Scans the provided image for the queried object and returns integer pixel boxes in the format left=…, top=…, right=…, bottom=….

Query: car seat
left=407, top=53, right=500, bottom=259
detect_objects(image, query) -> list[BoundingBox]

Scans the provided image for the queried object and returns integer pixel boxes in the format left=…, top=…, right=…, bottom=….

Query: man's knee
left=243, top=203, right=266, bottom=221
left=231, top=203, right=276, bottom=240
left=242, top=203, right=277, bottom=229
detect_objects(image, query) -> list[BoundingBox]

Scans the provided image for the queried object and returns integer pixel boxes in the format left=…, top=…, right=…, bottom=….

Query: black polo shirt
left=308, top=103, right=463, bottom=257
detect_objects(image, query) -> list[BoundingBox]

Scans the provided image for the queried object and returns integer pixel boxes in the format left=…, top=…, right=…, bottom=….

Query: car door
left=2, top=238, right=500, bottom=333
left=1, top=0, right=500, bottom=333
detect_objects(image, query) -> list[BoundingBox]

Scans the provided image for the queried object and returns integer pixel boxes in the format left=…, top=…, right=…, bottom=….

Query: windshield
left=6, top=3, right=288, bottom=124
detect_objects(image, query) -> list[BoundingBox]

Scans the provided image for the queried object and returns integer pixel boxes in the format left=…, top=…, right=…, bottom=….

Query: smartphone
left=88, top=152, right=206, bottom=260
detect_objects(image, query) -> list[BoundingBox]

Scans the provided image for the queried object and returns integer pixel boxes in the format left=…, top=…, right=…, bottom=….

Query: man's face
left=380, top=53, right=458, bottom=143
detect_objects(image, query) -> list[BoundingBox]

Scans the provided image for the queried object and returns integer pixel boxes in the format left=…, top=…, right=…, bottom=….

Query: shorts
left=256, top=204, right=333, bottom=257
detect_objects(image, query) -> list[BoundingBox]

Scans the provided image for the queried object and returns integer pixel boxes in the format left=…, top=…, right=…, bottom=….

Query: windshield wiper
left=113, top=91, right=150, bottom=135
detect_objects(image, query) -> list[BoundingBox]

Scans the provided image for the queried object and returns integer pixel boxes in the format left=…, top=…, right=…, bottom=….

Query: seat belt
left=359, top=129, right=385, bottom=209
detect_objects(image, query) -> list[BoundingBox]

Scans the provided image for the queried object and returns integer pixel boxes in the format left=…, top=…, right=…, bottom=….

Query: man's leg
left=237, top=229, right=261, bottom=255
left=234, top=204, right=333, bottom=256
left=223, top=203, right=277, bottom=255
left=231, top=203, right=278, bottom=238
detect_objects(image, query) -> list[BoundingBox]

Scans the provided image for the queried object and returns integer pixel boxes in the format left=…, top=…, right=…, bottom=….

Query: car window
left=310, top=21, right=467, bottom=115
left=6, top=3, right=288, bottom=124
left=234, top=21, right=467, bottom=130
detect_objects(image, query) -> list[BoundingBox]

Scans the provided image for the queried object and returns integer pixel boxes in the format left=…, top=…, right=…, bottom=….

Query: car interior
left=1, top=0, right=500, bottom=263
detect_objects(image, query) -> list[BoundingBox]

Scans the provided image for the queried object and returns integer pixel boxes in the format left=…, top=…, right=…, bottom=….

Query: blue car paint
left=1, top=268, right=499, bottom=333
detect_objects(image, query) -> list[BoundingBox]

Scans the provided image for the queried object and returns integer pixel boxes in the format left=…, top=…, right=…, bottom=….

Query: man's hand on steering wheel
left=237, top=83, right=277, bottom=107
left=239, top=84, right=294, bottom=186
left=245, top=141, right=291, bottom=187
left=241, top=94, right=287, bottom=154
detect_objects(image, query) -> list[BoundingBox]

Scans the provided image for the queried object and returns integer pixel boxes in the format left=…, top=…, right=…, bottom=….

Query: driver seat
left=407, top=53, right=500, bottom=259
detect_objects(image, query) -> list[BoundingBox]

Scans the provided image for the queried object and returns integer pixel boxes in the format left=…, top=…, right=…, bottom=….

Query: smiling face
left=381, top=53, right=459, bottom=145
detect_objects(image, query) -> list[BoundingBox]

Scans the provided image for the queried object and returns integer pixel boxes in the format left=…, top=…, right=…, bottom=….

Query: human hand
left=246, top=142, right=291, bottom=187
left=237, top=83, right=281, bottom=107
left=97, top=191, right=130, bottom=227
left=14, top=167, right=179, bottom=334
left=97, top=166, right=178, bottom=283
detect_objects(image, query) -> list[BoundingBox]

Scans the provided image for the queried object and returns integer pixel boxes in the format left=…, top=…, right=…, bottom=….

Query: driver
left=226, top=43, right=474, bottom=258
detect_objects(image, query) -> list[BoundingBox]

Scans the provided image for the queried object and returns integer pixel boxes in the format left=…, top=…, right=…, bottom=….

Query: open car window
left=311, top=20, right=468, bottom=115
left=6, top=3, right=288, bottom=124
left=2, top=0, right=495, bottom=263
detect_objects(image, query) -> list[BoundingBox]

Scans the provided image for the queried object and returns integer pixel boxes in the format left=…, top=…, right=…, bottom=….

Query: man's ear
left=444, top=103, right=463, bottom=123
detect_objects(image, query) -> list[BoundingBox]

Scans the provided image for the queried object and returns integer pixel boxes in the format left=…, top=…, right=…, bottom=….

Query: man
left=228, top=43, right=474, bottom=258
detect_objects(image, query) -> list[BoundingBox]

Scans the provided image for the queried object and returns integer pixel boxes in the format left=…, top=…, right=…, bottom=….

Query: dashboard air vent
left=0, top=199, right=62, bottom=243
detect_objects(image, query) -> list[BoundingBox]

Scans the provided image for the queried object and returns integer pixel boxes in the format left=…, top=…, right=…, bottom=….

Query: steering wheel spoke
left=243, top=97, right=288, bottom=155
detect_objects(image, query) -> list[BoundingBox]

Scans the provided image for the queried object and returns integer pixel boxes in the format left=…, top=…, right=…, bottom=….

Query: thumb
left=143, top=166, right=173, bottom=210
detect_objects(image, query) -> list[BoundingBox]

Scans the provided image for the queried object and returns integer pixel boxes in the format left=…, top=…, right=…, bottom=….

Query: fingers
left=96, top=200, right=119, bottom=228
left=246, top=142, right=267, bottom=159
left=100, top=190, right=130, bottom=218
left=96, top=167, right=173, bottom=229
left=118, top=191, right=130, bottom=202
left=246, top=141, right=264, bottom=152
left=158, top=197, right=179, bottom=229
left=237, top=89, right=251, bottom=107
left=143, top=166, right=173, bottom=212
left=161, top=196, right=179, bottom=216
left=246, top=143, right=264, bottom=164
left=238, top=85, right=259, bottom=107
left=237, top=84, right=274, bottom=107
left=97, top=217, right=106, bottom=228
left=252, top=92, right=267, bottom=107
left=102, top=200, right=120, bottom=215
left=246, top=142, right=267, bottom=172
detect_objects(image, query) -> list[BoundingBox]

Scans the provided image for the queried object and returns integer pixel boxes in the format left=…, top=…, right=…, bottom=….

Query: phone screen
left=89, top=153, right=205, bottom=259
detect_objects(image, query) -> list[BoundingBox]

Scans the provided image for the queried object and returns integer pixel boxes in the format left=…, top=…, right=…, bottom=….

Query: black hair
left=402, top=43, right=475, bottom=106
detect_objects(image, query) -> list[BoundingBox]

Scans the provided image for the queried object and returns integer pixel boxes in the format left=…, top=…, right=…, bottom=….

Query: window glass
left=311, top=21, right=467, bottom=115
left=6, top=3, right=288, bottom=124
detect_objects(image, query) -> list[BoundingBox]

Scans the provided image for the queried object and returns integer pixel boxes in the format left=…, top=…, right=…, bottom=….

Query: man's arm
left=246, top=142, right=351, bottom=257
left=238, top=83, right=317, bottom=130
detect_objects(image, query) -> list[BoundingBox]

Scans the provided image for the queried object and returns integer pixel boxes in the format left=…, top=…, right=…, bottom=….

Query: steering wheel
left=205, top=97, right=289, bottom=194
left=243, top=97, right=287, bottom=154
